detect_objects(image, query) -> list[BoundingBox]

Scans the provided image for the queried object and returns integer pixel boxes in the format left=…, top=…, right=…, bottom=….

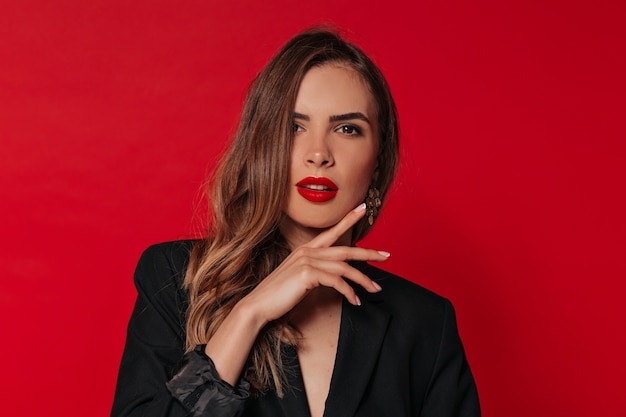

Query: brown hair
left=184, top=27, right=399, bottom=395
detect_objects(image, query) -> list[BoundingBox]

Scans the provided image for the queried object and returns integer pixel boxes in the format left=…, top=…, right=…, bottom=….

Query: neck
left=289, top=286, right=343, bottom=331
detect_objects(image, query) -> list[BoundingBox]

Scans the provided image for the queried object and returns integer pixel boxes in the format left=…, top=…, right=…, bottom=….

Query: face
left=281, top=64, right=379, bottom=245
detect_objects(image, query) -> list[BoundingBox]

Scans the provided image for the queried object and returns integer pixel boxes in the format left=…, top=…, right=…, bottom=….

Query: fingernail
left=377, top=251, right=391, bottom=258
left=372, top=281, right=382, bottom=292
left=355, top=295, right=362, bottom=306
left=353, top=203, right=366, bottom=213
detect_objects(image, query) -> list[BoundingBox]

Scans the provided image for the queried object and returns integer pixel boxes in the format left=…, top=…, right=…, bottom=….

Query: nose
left=305, top=132, right=334, bottom=167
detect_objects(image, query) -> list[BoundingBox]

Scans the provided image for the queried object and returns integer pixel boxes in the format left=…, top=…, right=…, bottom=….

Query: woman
left=111, top=28, right=480, bottom=417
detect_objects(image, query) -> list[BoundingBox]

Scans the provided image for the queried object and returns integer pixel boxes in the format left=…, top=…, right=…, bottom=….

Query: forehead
left=294, top=64, right=376, bottom=117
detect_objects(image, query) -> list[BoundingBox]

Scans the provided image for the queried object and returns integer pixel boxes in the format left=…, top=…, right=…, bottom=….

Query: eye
left=292, top=123, right=304, bottom=133
left=337, top=124, right=362, bottom=136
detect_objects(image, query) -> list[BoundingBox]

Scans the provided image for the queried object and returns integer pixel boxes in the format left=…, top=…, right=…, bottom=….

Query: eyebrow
left=293, top=112, right=371, bottom=125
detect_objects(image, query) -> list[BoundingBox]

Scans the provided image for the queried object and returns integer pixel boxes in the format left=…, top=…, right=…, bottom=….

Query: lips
left=296, top=176, right=338, bottom=203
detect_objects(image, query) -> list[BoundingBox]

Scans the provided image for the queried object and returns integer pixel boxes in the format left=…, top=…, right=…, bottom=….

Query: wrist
left=232, top=296, right=269, bottom=331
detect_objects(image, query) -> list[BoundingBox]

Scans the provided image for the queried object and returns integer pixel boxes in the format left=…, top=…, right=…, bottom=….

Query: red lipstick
left=296, top=176, right=338, bottom=203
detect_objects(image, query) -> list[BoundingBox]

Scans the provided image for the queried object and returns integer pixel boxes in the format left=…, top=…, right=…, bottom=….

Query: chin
left=298, top=217, right=339, bottom=230
left=283, top=200, right=352, bottom=230
left=293, top=212, right=343, bottom=230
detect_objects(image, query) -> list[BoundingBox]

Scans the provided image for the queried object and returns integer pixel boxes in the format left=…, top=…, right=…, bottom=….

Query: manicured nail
left=372, top=281, right=382, bottom=292
left=353, top=203, right=366, bottom=213
left=377, top=251, right=391, bottom=258
left=355, top=295, right=362, bottom=306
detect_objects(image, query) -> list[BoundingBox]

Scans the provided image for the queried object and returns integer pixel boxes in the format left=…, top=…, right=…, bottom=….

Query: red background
left=1, top=1, right=625, bottom=416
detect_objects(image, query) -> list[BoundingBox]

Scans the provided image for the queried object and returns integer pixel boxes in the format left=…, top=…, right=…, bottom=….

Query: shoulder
left=137, top=240, right=197, bottom=272
left=356, top=261, right=450, bottom=311
left=128, top=240, right=199, bottom=335
left=353, top=261, right=458, bottom=337
left=133, top=240, right=198, bottom=296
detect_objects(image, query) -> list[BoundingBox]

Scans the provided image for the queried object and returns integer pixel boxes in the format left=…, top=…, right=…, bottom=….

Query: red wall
left=1, top=1, right=624, bottom=416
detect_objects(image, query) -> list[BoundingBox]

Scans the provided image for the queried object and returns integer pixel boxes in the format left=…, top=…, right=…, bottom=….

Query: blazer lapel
left=323, top=286, right=390, bottom=417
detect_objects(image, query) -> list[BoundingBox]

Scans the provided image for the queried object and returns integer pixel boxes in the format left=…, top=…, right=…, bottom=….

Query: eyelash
left=337, top=124, right=362, bottom=136
left=291, top=123, right=363, bottom=136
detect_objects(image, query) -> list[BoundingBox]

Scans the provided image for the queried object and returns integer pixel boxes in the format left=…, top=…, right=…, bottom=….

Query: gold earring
left=365, top=186, right=382, bottom=225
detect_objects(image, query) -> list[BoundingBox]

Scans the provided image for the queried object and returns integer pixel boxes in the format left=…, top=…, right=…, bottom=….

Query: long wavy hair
left=184, top=28, right=399, bottom=396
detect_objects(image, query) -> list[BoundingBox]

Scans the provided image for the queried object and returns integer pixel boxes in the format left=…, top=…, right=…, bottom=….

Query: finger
left=305, top=258, right=384, bottom=294
left=294, top=245, right=390, bottom=263
left=313, top=246, right=391, bottom=262
left=307, top=203, right=366, bottom=249
left=315, top=270, right=362, bottom=305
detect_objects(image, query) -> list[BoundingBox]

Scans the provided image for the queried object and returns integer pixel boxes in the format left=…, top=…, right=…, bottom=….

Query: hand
left=240, top=203, right=389, bottom=325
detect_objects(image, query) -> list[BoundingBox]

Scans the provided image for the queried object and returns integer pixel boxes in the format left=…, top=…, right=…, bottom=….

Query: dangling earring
left=365, top=186, right=382, bottom=225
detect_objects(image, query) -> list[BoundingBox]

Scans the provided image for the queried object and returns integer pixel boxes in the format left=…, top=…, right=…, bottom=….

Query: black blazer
left=111, top=241, right=480, bottom=417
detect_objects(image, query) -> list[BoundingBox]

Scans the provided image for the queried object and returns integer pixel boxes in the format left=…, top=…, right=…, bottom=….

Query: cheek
left=351, top=156, right=378, bottom=194
left=362, top=148, right=379, bottom=180
left=358, top=175, right=373, bottom=197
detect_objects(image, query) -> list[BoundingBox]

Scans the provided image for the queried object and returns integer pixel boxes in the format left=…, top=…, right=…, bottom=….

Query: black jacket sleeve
left=421, top=300, right=481, bottom=416
left=110, top=242, right=250, bottom=417
left=166, top=345, right=250, bottom=416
